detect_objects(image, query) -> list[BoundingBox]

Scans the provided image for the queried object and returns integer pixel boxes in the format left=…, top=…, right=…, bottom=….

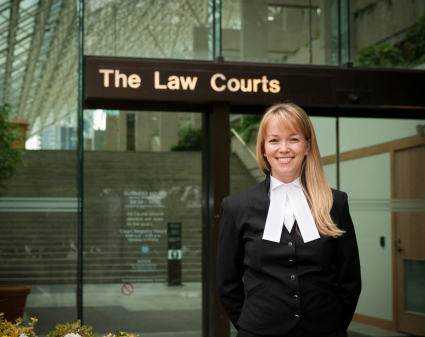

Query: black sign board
left=168, top=222, right=182, bottom=286
left=84, top=56, right=425, bottom=118
left=84, top=56, right=336, bottom=107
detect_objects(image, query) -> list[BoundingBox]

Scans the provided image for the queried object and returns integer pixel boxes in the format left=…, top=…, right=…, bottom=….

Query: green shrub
left=171, top=121, right=202, bottom=151
left=0, top=312, right=38, bottom=337
left=354, top=42, right=405, bottom=68
left=405, top=14, right=425, bottom=64
left=47, top=320, right=96, bottom=337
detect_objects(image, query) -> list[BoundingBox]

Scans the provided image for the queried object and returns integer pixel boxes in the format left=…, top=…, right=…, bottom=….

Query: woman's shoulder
left=330, top=188, right=348, bottom=200
left=330, top=188, right=349, bottom=211
left=224, top=178, right=268, bottom=207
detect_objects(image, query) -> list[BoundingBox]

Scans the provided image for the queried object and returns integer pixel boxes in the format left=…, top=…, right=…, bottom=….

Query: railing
left=230, top=128, right=257, bottom=161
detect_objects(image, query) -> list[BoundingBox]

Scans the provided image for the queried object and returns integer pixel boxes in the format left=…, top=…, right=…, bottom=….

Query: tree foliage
left=0, top=105, right=25, bottom=190
left=170, top=120, right=202, bottom=151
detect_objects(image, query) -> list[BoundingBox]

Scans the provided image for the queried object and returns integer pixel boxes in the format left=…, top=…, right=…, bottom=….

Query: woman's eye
left=270, top=139, right=279, bottom=143
left=289, top=138, right=299, bottom=142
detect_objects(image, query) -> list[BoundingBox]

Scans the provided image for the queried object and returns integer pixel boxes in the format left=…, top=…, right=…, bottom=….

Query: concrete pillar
left=119, top=111, right=126, bottom=151
left=159, top=112, right=179, bottom=152
left=135, top=111, right=153, bottom=152
left=241, top=0, right=268, bottom=62
left=105, top=115, right=119, bottom=151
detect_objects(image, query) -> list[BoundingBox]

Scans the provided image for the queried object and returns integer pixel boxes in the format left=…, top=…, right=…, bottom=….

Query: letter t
left=99, top=69, right=114, bottom=87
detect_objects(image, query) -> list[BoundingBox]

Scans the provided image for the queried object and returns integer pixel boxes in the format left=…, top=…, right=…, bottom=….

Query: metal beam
left=26, top=1, right=77, bottom=126
left=3, top=0, right=20, bottom=104
left=17, top=0, right=54, bottom=118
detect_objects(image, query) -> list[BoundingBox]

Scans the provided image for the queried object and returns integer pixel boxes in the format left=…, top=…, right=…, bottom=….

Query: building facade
left=0, top=0, right=424, bottom=336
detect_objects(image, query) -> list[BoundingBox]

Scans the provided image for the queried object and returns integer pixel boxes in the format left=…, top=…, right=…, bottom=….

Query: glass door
left=82, top=109, right=203, bottom=337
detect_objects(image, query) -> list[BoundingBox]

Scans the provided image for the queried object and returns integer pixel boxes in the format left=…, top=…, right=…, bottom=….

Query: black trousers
left=236, top=327, right=347, bottom=337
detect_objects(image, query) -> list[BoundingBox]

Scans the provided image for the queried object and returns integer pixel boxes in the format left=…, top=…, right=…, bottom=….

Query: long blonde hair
left=256, top=102, right=344, bottom=238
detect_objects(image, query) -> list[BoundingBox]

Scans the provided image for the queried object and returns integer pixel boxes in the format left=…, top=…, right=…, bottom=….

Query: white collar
left=270, top=175, right=302, bottom=190
left=263, top=175, right=320, bottom=243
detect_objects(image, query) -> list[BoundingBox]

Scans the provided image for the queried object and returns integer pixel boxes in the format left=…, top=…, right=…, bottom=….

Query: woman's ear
left=306, top=139, right=312, bottom=153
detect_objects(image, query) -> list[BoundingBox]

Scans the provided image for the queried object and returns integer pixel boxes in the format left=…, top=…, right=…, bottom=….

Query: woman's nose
left=279, top=141, right=289, bottom=152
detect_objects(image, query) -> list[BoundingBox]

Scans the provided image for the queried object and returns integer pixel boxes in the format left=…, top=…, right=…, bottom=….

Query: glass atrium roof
left=0, top=0, right=242, bottom=137
left=0, top=0, right=77, bottom=136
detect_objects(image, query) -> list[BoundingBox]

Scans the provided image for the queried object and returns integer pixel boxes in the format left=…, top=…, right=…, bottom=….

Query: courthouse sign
left=84, top=56, right=424, bottom=112
left=84, top=56, right=334, bottom=106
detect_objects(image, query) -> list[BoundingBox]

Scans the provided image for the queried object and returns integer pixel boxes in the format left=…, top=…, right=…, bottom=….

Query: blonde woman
left=217, top=102, right=361, bottom=337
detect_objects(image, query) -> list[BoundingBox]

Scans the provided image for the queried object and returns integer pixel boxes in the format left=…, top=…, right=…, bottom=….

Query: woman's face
left=264, top=121, right=311, bottom=183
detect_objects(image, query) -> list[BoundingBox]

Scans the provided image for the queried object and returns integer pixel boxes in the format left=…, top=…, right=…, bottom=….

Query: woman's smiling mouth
left=277, top=157, right=293, bottom=163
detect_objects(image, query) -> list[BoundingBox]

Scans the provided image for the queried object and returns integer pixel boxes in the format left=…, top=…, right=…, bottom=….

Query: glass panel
left=222, top=0, right=349, bottom=65
left=340, top=117, right=425, bottom=326
left=229, top=114, right=261, bottom=194
left=310, top=116, right=337, bottom=188
left=351, top=0, right=425, bottom=69
left=405, top=260, right=425, bottom=314
left=0, top=142, right=78, bottom=335
left=0, top=0, right=79, bottom=333
left=84, top=0, right=211, bottom=60
left=340, top=117, right=393, bottom=321
left=83, top=110, right=203, bottom=336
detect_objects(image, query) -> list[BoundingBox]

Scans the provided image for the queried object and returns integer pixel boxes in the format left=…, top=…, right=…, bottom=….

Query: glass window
left=84, top=0, right=211, bottom=60
left=351, top=0, right=425, bottom=69
left=82, top=110, right=203, bottom=336
left=0, top=136, right=78, bottom=335
left=222, top=0, right=349, bottom=65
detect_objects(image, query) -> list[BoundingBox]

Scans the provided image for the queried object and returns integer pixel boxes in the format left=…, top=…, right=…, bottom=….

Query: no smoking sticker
left=121, top=283, right=134, bottom=296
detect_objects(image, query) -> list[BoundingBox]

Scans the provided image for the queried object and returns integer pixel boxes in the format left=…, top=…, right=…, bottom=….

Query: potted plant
left=0, top=249, right=31, bottom=323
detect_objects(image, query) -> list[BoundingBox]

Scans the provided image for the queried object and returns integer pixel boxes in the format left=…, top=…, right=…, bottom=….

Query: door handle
left=394, top=239, right=404, bottom=252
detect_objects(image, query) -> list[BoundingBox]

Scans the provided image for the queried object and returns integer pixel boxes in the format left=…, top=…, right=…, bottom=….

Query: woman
left=216, top=102, right=361, bottom=337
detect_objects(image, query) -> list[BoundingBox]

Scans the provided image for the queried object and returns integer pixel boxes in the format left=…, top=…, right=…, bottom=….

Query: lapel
left=246, top=174, right=270, bottom=236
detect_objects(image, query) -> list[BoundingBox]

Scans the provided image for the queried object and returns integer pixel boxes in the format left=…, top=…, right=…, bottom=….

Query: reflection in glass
left=83, top=110, right=203, bottom=336
left=222, top=0, right=346, bottom=65
left=84, top=0, right=211, bottom=60
left=405, top=259, right=425, bottom=313
left=351, top=0, right=425, bottom=69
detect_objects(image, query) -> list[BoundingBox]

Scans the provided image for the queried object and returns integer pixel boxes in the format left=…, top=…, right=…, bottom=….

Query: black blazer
left=216, top=174, right=361, bottom=336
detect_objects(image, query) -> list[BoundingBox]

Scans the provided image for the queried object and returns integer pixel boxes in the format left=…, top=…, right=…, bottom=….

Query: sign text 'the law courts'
left=98, top=69, right=281, bottom=93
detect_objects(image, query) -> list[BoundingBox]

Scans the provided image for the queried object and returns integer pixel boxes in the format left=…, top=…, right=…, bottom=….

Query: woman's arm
left=216, top=197, right=245, bottom=330
left=334, top=192, right=362, bottom=331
